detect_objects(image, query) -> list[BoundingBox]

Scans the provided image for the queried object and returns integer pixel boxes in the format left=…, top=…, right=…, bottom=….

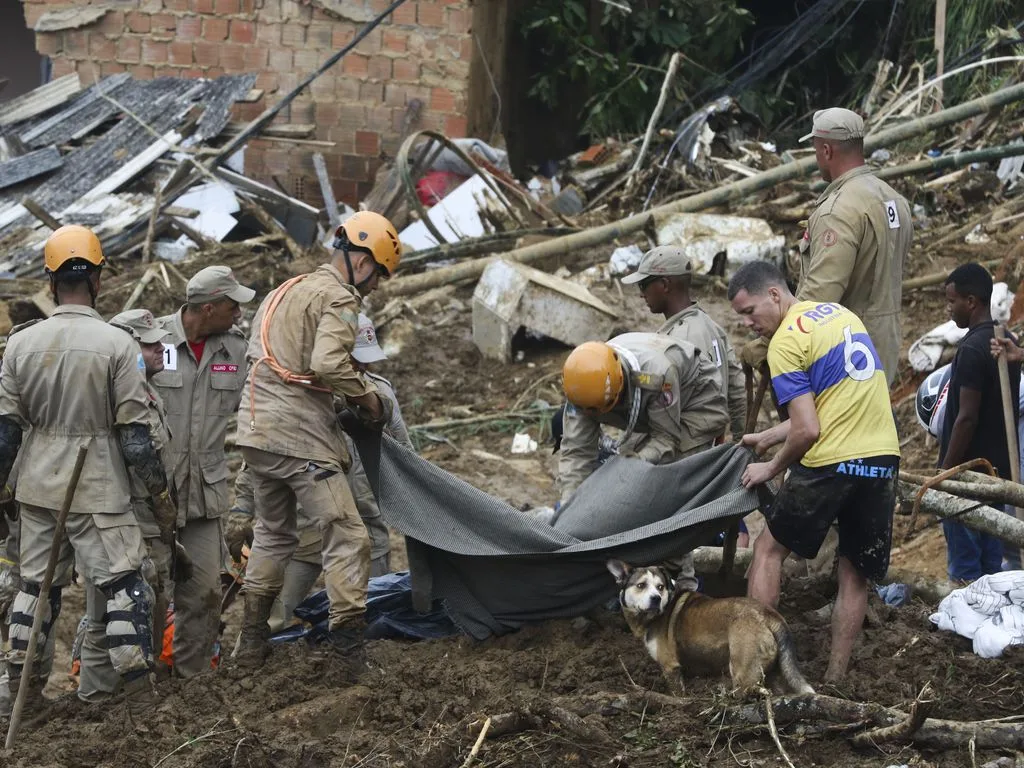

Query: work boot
left=121, top=673, right=158, bottom=716
left=325, top=618, right=368, bottom=678
left=2, top=675, right=49, bottom=720
left=234, top=593, right=275, bottom=668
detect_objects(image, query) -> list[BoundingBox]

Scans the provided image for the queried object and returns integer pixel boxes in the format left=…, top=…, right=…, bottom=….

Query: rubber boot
left=235, top=593, right=275, bottom=668
left=325, top=618, right=368, bottom=679
left=2, top=674, right=48, bottom=720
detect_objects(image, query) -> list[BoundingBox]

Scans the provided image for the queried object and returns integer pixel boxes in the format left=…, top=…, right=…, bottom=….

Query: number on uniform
left=162, top=342, right=178, bottom=371
left=883, top=200, right=900, bottom=229
left=842, top=326, right=875, bottom=382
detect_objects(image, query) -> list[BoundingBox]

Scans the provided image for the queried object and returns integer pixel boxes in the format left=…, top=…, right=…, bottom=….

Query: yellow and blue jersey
left=768, top=301, right=899, bottom=467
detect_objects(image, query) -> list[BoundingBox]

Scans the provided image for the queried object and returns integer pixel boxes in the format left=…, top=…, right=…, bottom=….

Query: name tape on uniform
left=210, top=364, right=239, bottom=373
left=161, top=342, right=178, bottom=371
left=883, top=200, right=900, bottom=230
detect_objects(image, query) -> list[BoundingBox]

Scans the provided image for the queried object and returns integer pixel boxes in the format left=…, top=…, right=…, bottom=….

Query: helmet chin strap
left=340, top=239, right=376, bottom=293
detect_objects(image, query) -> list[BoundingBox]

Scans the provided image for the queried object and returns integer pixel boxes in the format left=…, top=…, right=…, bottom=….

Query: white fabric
left=930, top=571, right=1024, bottom=657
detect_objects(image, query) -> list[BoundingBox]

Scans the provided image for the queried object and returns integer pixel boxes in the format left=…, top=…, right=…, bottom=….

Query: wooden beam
left=20, top=197, right=62, bottom=231
left=312, top=152, right=340, bottom=229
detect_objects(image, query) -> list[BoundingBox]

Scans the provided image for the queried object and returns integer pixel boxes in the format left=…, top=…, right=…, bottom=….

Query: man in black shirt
left=939, top=263, right=1021, bottom=581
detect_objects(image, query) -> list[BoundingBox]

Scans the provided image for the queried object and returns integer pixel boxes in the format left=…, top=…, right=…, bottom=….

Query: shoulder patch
left=821, top=228, right=838, bottom=247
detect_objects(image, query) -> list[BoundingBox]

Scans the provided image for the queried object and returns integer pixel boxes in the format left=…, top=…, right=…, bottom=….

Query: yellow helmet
left=44, top=225, right=105, bottom=274
left=562, top=341, right=624, bottom=413
left=336, top=211, right=401, bottom=277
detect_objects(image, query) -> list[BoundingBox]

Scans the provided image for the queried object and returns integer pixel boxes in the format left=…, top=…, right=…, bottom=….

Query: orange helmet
left=336, top=212, right=401, bottom=277
left=44, top=225, right=104, bottom=274
left=562, top=342, right=624, bottom=413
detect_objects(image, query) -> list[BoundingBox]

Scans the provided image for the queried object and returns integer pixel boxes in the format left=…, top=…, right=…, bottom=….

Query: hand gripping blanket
left=352, top=430, right=765, bottom=639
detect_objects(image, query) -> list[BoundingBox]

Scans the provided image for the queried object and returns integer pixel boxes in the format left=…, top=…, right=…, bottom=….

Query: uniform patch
left=161, top=342, right=178, bottom=371
left=883, top=200, right=900, bottom=229
left=822, top=228, right=838, bottom=247
left=660, top=383, right=675, bottom=407
left=210, top=364, right=239, bottom=373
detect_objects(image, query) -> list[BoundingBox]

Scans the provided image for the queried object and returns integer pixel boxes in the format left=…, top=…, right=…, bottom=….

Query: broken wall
left=17, top=0, right=472, bottom=205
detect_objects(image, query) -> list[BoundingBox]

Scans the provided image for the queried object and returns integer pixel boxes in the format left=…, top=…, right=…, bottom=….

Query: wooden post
left=994, top=325, right=1024, bottom=565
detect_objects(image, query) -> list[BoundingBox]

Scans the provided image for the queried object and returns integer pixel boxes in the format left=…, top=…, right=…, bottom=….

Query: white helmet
left=915, top=364, right=951, bottom=439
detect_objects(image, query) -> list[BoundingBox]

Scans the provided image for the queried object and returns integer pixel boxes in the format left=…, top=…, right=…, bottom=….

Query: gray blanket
left=354, top=431, right=764, bottom=639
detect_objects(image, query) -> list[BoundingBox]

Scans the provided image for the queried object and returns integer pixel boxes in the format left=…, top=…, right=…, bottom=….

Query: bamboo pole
left=379, top=82, right=1024, bottom=298
left=994, top=325, right=1024, bottom=565
left=899, top=470, right=1024, bottom=508
left=903, top=258, right=1005, bottom=290
left=898, top=480, right=1024, bottom=547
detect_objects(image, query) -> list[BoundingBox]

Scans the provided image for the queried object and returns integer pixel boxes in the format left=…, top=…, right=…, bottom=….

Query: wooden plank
left=238, top=89, right=265, bottom=103
left=213, top=167, right=319, bottom=215
left=225, top=121, right=316, bottom=138
left=0, top=147, right=63, bottom=190
left=312, top=152, right=340, bottom=229
left=35, top=5, right=110, bottom=32
left=934, top=0, right=946, bottom=109
left=0, top=74, right=82, bottom=127
left=21, top=197, right=62, bottom=230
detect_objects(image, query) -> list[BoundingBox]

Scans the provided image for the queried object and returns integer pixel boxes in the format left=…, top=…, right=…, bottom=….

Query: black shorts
left=765, top=456, right=898, bottom=581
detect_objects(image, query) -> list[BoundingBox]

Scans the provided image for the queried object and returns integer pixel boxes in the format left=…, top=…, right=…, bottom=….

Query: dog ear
left=606, top=559, right=632, bottom=584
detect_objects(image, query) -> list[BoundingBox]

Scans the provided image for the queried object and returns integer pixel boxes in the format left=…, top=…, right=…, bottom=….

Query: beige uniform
left=0, top=306, right=151, bottom=690
left=658, top=304, right=746, bottom=436
left=151, top=309, right=247, bottom=677
left=558, top=332, right=728, bottom=504
left=799, top=165, right=912, bottom=385
left=237, top=264, right=377, bottom=629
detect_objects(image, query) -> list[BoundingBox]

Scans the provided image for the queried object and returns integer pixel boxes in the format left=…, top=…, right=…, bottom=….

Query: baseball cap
left=109, top=308, right=170, bottom=344
left=621, top=246, right=692, bottom=285
left=186, top=265, right=256, bottom=305
left=799, top=107, right=865, bottom=143
left=352, top=313, right=387, bottom=364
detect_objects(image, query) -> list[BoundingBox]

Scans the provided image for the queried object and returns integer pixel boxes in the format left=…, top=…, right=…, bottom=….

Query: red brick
left=444, top=114, right=467, bottom=137
left=214, top=0, right=239, bottom=13
left=392, top=57, right=417, bottom=82
left=126, top=11, right=151, bottom=33
left=418, top=1, right=444, bottom=28
left=97, top=11, right=125, bottom=35
left=254, top=70, right=278, bottom=92
left=290, top=100, right=315, bottom=123
left=310, top=75, right=334, bottom=102
left=278, top=72, right=299, bottom=93
left=353, top=28, right=381, bottom=55
left=316, top=103, right=341, bottom=125
left=150, top=13, right=175, bottom=34
left=268, top=46, right=293, bottom=71
left=354, top=130, right=380, bottom=156
left=153, top=65, right=181, bottom=78
left=446, top=7, right=470, bottom=34
left=367, top=55, right=391, bottom=80
left=281, top=23, right=304, bottom=47
left=116, top=36, right=142, bottom=63
left=181, top=67, right=205, bottom=78
left=141, top=38, right=168, bottom=63
left=243, top=45, right=268, bottom=69
left=307, top=22, right=333, bottom=48
left=89, top=34, right=116, bottom=59
left=64, top=30, right=89, bottom=58
left=336, top=105, right=366, bottom=134
left=293, top=48, right=318, bottom=71
left=335, top=180, right=359, bottom=206
left=101, top=61, right=128, bottom=76
left=194, top=40, right=219, bottom=66
left=381, top=28, right=407, bottom=52
left=342, top=53, right=368, bottom=77
left=191, top=0, right=215, bottom=11
left=234, top=102, right=262, bottom=120
left=365, top=106, right=391, bottom=132
left=203, top=17, right=228, bottom=41
left=393, top=1, right=416, bottom=24
left=329, top=24, right=353, bottom=49
left=256, top=22, right=281, bottom=44
left=36, top=32, right=61, bottom=56
left=335, top=77, right=359, bottom=101
left=359, top=81, right=383, bottom=102
left=169, top=40, right=193, bottom=65
left=240, top=0, right=255, bottom=12
left=430, top=86, right=455, bottom=112
left=164, top=0, right=189, bottom=11
left=51, top=58, right=76, bottom=78
left=230, top=20, right=255, bottom=43
left=130, top=63, right=155, bottom=79
left=175, top=15, right=201, bottom=41
left=206, top=66, right=226, bottom=77
left=220, top=43, right=246, bottom=71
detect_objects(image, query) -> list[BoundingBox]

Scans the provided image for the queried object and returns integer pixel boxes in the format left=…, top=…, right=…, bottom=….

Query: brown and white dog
left=607, top=559, right=814, bottom=697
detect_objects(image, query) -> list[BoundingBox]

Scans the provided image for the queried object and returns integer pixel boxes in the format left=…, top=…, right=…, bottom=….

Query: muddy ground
left=5, top=230, right=1024, bottom=765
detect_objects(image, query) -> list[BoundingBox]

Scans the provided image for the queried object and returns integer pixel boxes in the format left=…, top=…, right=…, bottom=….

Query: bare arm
left=941, top=386, right=981, bottom=469
left=741, top=393, right=819, bottom=488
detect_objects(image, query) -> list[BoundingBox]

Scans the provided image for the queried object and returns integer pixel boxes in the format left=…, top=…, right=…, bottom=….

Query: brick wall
left=20, top=0, right=473, bottom=207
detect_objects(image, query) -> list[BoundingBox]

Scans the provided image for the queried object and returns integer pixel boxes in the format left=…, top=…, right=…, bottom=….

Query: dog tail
left=773, top=625, right=815, bottom=695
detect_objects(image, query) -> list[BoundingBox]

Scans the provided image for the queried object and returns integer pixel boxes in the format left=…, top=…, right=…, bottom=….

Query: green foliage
left=518, top=0, right=753, bottom=138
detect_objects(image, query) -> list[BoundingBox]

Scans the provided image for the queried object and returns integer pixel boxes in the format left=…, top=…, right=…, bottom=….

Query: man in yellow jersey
left=727, top=261, right=899, bottom=682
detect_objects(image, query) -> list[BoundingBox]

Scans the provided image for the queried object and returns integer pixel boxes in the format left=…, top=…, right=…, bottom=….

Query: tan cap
left=109, top=308, right=170, bottom=344
left=621, top=246, right=692, bottom=285
left=352, top=313, right=387, bottom=364
left=186, top=265, right=256, bottom=305
left=799, top=107, right=865, bottom=143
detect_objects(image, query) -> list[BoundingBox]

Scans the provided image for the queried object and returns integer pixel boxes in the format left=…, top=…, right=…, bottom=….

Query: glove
left=152, top=490, right=178, bottom=547
left=223, top=510, right=254, bottom=562
left=172, top=540, right=194, bottom=583
left=0, top=484, right=17, bottom=524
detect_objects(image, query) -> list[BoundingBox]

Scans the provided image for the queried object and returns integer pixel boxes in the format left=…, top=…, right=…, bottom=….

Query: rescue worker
left=234, top=211, right=401, bottom=666
left=152, top=266, right=253, bottom=677
left=0, top=225, right=173, bottom=711
left=796, top=107, right=912, bottom=386
left=225, top=312, right=413, bottom=632
left=622, top=246, right=746, bottom=437
left=558, top=333, right=729, bottom=589
left=76, top=309, right=192, bottom=700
